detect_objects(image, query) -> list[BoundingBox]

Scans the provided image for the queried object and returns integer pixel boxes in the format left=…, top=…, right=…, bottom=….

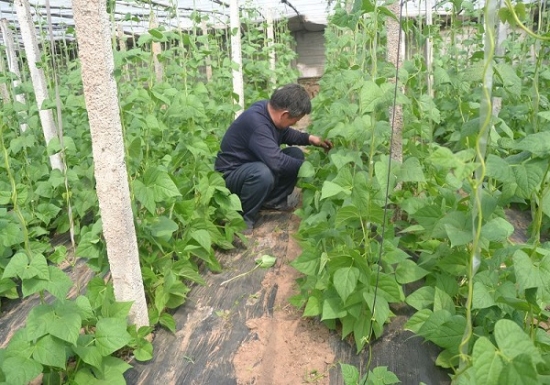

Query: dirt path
left=1, top=210, right=452, bottom=384
left=232, top=216, right=335, bottom=384
left=124, top=210, right=450, bottom=384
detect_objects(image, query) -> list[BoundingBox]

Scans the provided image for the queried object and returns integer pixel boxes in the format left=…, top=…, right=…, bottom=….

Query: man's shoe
left=261, top=202, right=297, bottom=212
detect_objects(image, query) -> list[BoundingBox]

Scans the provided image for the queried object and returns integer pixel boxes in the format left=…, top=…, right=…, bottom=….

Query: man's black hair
left=269, top=84, right=312, bottom=118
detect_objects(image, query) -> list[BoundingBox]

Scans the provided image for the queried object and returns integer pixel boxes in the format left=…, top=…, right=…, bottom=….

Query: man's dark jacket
left=214, top=100, right=310, bottom=177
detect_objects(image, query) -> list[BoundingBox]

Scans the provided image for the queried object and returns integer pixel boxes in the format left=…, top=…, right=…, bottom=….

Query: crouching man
left=215, top=84, right=333, bottom=233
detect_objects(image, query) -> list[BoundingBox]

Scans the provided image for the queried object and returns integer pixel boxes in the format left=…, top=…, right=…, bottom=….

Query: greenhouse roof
left=0, top=0, right=333, bottom=39
left=0, top=0, right=501, bottom=42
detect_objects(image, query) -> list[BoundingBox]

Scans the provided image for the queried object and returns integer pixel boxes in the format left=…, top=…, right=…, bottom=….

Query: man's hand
left=309, top=135, right=333, bottom=152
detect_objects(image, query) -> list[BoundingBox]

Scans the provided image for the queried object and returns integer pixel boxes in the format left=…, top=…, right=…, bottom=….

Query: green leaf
left=298, top=161, right=315, bottom=178
left=44, top=266, right=73, bottom=299
left=420, top=312, right=466, bottom=351
left=150, top=216, right=179, bottom=242
left=255, top=254, right=276, bottom=268
left=538, top=111, right=550, bottom=121
left=514, top=132, right=550, bottom=157
left=433, top=287, right=455, bottom=314
left=75, top=296, right=95, bottom=321
left=513, top=160, right=545, bottom=199
left=434, top=66, right=451, bottom=85
left=494, top=319, right=542, bottom=363
left=26, top=304, right=55, bottom=341
left=395, top=259, right=429, bottom=284
left=444, top=224, right=473, bottom=247
left=417, top=94, right=441, bottom=124
left=472, top=282, right=496, bottom=310
left=1, top=222, right=24, bottom=247
left=290, top=251, right=319, bottom=276
left=375, top=273, right=404, bottom=302
left=321, top=297, right=347, bottom=321
left=481, top=217, right=514, bottom=242
left=513, top=250, right=546, bottom=291
left=499, top=354, right=539, bottom=385
left=49, top=307, right=81, bottom=346
left=486, top=154, right=514, bottom=182
left=73, top=343, right=103, bottom=370
left=2, top=253, right=28, bottom=279
left=498, top=7, right=514, bottom=24
left=143, top=167, right=182, bottom=201
left=303, top=296, right=321, bottom=317
left=1, top=356, right=43, bottom=385
left=128, top=137, right=143, bottom=163
left=190, top=229, right=211, bottom=251
left=0, top=277, right=18, bottom=299
left=335, top=205, right=361, bottom=227
left=320, top=181, right=349, bottom=200
left=35, top=203, right=62, bottom=226
left=364, top=292, right=390, bottom=332
left=368, top=366, right=400, bottom=384
left=95, top=318, right=132, bottom=356
left=330, top=151, right=359, bottom=170
left=340, top=363, right=359, bottom=385
left=21, top=254, right=49, bottom=280
left=102, top=301, right=133, bottom=319
left=49, top=245, right=67, bottom=264
left=398, top=157, right=426, bottom=182
left=133, top=342, right=153, bottom=362
left=406, top=286, right=435, bottom=310
left=541, top=189, right=550, bottom=219
left=159, top=313, right=176, bottom=333
left=133, top=179, right=156, bottom=214
left=404, top=308, right=432, bottom=334
left=360, top=81, right=384, bottom=113
left=494, top=62, right=522, bottom=95
left=33, top=335, right=67, bottom=368
left=103, top=356, right=132, bottom=379
left=333, top=267, right=360, bottom=303
left=148, top=28, right=164, bottom=39
left=410, top=205, right=442, bottom=235
left=472, top=337, right=504, bottom=385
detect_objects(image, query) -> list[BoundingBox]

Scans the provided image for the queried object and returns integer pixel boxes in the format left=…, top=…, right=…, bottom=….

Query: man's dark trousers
left=224, top=147, right=304, bottom=228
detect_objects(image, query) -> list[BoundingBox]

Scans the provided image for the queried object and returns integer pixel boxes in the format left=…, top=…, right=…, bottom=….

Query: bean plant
left=0, top=5, right=301, bottom=383
left=291, top=0, right=550, bottom=383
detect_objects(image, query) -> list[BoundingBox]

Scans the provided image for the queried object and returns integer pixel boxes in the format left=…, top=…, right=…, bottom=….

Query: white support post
left=386, top=2, right=404, bottom=165
left=425, top=0, right=434, bottom=98
left=149, top=13, right=163, bottom=83
left=0, top=50, right=10, bottom=103
left=1, top=18, right=27, bottom=132
left=230, top=0, right=244, bottom=116
left=14, top=0, right=64, bottom=171
left=492, top=0, right=507, bottom=118
left=201, top=20, right=212, bottom=82
left=266, top=8, right=276, bottom=88
left=72, top=0, right=149, bottom=328
left=117, top=24, right=127, bottom=52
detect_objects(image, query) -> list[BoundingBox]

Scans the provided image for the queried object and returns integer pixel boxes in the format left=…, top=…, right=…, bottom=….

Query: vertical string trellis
left=364, top=0, right=405, bottom=378
left=45, top=0, right=77, bottom=257
left=456, top=0, right=496, bottom=373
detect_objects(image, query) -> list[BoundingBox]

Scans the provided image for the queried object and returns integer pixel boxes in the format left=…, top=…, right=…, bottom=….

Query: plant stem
left=220, top=264, right=260, bottom=286
left=0, top=118, right=32, bottom=260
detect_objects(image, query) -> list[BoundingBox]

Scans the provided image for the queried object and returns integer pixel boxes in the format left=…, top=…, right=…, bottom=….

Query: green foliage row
left=0, top=10, right=299, bottom=384
left=291, top=1, right=550, bottom=384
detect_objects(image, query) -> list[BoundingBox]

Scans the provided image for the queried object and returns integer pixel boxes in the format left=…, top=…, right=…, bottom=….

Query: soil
left=232, top=218, right=335, bottom=385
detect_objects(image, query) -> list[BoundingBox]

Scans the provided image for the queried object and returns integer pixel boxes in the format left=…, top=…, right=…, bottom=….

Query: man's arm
left=282, top=128, right=333, bottom=152
left=249, top=126, right=304, bottom=176
left=308, top=135, right=333, bottom=151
